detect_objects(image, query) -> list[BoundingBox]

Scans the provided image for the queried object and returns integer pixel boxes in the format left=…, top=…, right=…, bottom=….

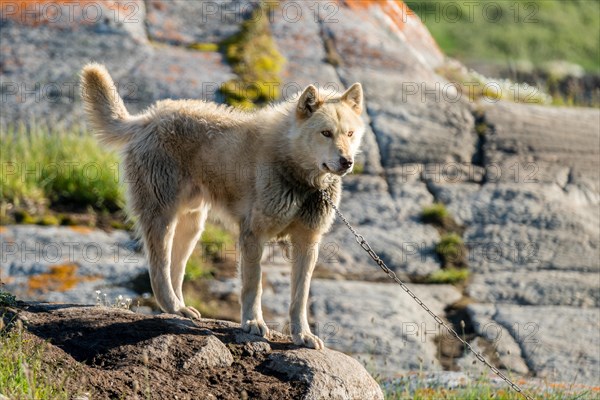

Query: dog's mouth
left=322, top=163, right=350, bottom=176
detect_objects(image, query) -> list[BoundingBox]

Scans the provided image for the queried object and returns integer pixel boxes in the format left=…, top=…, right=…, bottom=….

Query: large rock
left=3, top=302, right=383, bottom=399
left=467, top=304, right=600, bottom=386
left=310, top=279, right=462, bottom=376
left=0, top=1, right=234, bottom=128
left=145, top=0, right=251, bottom=45
left=482, top=101, right=600, bottom=194
left=265, top=349, right=384, bottom=400
left=323, top=176, right=441, bottom=279
left=0, top=225, right=148, bottom=304
left=467, top=271, right=600, bottom=307
left=429, top=182, right=599, bottom=273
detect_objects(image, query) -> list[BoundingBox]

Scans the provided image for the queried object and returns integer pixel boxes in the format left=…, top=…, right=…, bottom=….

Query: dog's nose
left=339, top=157, right=353, bottom=169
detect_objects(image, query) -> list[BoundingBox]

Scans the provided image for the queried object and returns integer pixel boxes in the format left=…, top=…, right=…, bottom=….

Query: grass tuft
left=0, top=124, right=124, bottom=212
left=424, top=268, right=470, bottom=285
left=435, top=233, right=467, bottom=269
left=0, top=321, right=85, bottom=399
left=421, top=203, right=449, bottom=226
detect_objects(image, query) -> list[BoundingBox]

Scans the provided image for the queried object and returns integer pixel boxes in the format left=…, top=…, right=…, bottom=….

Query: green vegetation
left=435, top=233, right=467, bottom=268
left=421, top=203, right=449, bottom=226
left=1, top=124, right=123, bottom=212
left=424, top=267, right=470, bottom=285
left=0, top=320, right=84, bottom=399
left=183, top=252, right=213, bottom=282
left=201, top=223, right=235, bottom=260
left=436, top=63, right=552, bottom=105
left=421, top=204, right=469, bottom=282
left=406, top=0, right=600, bottom=72
left=352, top=162, right=365, bottom=175
left=0, top=291, right=17, bottom=307
left=188, top=42, right=219, bottom=52
left=184, top=223, right=234, bottom=281
left=219, top=2, right=285, bottom=109
left=381, top=378, right=593, bottom=399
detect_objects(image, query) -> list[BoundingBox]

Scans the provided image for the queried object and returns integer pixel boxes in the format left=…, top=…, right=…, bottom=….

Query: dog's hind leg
left=239, top=226, right=269, bottom=337
left=170, top=204, right=209, bottom=312
left=140, top=210, right=200, bottom=319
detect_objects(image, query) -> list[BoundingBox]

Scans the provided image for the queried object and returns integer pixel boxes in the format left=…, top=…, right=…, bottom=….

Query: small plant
left=424, top=268, right=470, bottom=285
left=94, top=290, right=132, bottom=309
left=435, top=233, right=467, bottom=268
left=421, top=203, right=449, bottom=226
left=0, top=290, right=17, bottom=307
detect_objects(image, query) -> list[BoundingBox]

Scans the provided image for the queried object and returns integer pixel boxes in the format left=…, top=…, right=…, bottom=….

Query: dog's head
left=293, top=83, right=365, bottom=177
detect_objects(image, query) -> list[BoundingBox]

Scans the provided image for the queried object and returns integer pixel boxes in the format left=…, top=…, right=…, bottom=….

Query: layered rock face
left=1, top=0, right=599, bottom=388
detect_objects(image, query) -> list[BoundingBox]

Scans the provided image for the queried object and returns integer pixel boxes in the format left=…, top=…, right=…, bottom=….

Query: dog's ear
left=296, top=85, right=321, bottom=119
left=341, top=83, right=363, bottom=115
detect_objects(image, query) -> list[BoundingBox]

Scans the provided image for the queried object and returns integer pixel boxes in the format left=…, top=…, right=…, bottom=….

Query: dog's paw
left=177, top=306, right=201, bottom=320
left=293, top=332, right=325, bottom=350
left=242, top=319, right=269, bottom=337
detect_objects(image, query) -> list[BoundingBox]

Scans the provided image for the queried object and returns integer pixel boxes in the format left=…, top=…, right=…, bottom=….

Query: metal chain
left=320, top=190, right=534, bottom=400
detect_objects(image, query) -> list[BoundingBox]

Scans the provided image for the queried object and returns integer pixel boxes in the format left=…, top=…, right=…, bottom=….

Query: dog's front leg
left=289, top=230, right=324, bottom=349
left=239, top=229, right=269, bottom=337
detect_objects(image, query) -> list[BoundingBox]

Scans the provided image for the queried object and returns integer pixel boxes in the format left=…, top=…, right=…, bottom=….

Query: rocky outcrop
left=3, top=302, right=384, bottom=399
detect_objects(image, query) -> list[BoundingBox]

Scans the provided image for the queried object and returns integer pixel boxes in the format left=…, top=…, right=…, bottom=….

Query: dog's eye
left=321, top=130, right=332, bottom=138
left=348, top=131, right=354, bottom=137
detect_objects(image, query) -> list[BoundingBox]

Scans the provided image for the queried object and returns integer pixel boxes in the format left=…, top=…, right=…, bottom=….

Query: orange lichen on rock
left=28, top=263, right=98, bottom=293
left=343, top=0, right=415, bottom=31
left=68, top=226, right=93, bottom=234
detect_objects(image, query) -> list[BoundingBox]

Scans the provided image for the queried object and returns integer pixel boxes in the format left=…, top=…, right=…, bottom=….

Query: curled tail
left=80, top=63, right=135, bottom=147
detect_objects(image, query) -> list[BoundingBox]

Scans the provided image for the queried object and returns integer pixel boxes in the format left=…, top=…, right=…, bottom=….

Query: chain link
left=321, top=190, right=534, bottom=400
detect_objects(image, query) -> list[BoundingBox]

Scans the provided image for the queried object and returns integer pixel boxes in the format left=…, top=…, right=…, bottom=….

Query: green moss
left=188, top=42, right=219, bottom=52
left=421, top=203, right=449, bottom=226
left=219, top=2, right=285, bottom=109
left=13, top=210, right=36, bottom=225
left=424, top=268, right=470, bottom=285
left=37, top=215, right=60, bottom=226
left=475, top=122, right=488, bottom=136
left=436, top=233, right=466, bottom=268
